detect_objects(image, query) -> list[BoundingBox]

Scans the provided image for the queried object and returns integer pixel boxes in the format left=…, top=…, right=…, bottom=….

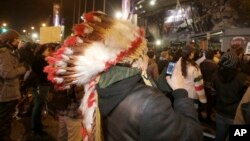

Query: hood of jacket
left=96, top=73, right=141, bottom=118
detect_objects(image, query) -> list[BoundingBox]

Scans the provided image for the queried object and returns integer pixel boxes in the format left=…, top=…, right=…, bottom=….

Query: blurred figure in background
left=29, top=43, right=56, bottom=136
left=200, top=50, right=218, bottom=122
left=181, top=46, right=207, bottom=107
left=212, top=52, right=250, bottom=141
left=54, top=85, right=83, bottom=141
left=147, top=50, right=159, bottom=81
left=157, top=50, right=171, bottom=73
left=213, top=50, right=222, bottom=64
left=0, top=29, right=29, bottom=141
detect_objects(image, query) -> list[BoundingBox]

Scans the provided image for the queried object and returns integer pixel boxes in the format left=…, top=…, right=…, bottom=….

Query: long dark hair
left=181, top=46, right=198, bottom=78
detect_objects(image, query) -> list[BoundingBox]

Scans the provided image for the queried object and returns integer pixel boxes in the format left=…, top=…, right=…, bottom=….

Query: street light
left=42, top=23, right=47, bottom=27
left=31, top=33, right=38, bottom=42
left=22, top=29, right=26, bottom=33
left=155, top=39, right=162, bottom=46
left=31, top=26, right=35, bottom=30
left=149, top=0, right=156, bottom=6
left=115, top=11, right=122, bottom=19
left=2, top=28, right=7, bottom=33
left=2, top=23, right=7, bottom=27
left=32, top=33, right=38, bottom=39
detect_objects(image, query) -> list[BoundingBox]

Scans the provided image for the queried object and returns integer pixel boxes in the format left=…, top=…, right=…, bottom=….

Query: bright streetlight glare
left=155, top=39, right=161, bottom=46
left=42, top=23, right=46, bottom=27
left=31, top=26, right=35, bottom=30
left=2, top=28, right=7, bottom=33
left=2, top=23, right=7, bottom=27
left=22, top=29, right=26, bottom=33
left=32, top=33, right=38, bottom=39
left=115, top=11, right=122, bottom=19
left=150, top=0, right=156, bottom=6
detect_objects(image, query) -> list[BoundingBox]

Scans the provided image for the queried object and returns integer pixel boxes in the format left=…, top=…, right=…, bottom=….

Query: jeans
left=31, top=85, right=50, bottom=132
left=0, top=100, right=18, bottom=141
left=215, top=114, right=234, bottom=141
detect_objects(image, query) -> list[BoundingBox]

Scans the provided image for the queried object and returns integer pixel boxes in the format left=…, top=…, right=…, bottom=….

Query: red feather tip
left=47, top=74, right=56, bottom=83
left=64, top=36, right=77, bottom=46
left=81, top=127, right=88, bottom=138
left=53, top=47, right=66, bottom=56
left=104, top=30, right=143, bottom=71
left=43, top=66, right=57, bottom=74
left=73, top=24, right=85, bottom=36
left=55, top=54, right=63, bottom=60
left=84, top=13, right=94, bottom=22
left=139, top=28, right=145, bottom=37
left=46, top=57, right=56, bottom=65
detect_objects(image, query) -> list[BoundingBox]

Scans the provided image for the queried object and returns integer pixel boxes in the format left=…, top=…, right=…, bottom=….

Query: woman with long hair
left=180, top=46, right=207, bottom=116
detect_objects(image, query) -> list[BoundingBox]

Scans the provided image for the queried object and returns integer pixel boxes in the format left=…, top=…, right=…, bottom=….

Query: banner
left=40, top=26, right=62, bottom=44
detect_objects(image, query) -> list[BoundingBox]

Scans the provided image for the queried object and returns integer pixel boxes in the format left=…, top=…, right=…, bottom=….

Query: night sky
left=0, top=0, right=121, bottom=36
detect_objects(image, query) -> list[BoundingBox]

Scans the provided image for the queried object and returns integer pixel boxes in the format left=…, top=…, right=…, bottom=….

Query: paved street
left=11, top=114, right=58, bottom=141
left=11, top=112, right=215, bottom=141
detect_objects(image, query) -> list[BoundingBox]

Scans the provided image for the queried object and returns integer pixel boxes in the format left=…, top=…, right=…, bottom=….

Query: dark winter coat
left=213, top=71, right=250, bottom=119
left=0, top=47, right=26, bottom=102
left=97, top=74, right=203, bottom=141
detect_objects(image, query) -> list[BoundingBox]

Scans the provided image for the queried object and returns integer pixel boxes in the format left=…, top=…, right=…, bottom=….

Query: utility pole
left=84, top=0, right=87, bottom=13
left=73, top=0, right=76, bottom=25
left=93, top=0, right=95, bottom=11
left=103, top=0, right=106, bottom=12
left=60, top=0, right=63, bottom=25
left=78, top=0, right=82, bottom=23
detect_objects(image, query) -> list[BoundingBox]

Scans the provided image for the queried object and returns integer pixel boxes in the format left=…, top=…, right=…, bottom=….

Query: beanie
left=220, top=52, right=238, bottom=68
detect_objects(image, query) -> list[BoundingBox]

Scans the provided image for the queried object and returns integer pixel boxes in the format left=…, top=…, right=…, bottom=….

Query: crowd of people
left=0, top=11, right=249, bottom=141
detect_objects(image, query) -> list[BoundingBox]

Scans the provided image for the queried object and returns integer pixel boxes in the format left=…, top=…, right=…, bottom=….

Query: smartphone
left=166, top=62, right=176, bottom=75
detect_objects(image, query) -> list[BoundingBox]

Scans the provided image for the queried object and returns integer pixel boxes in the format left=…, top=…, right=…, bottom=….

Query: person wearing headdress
left=0, top=29, right=29, bottom=141
left=44, top=11, right=203, bottom=141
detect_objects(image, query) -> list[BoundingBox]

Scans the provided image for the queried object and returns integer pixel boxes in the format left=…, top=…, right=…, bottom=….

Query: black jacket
left=97, top=75, right=203, bottom=141
left=213, top=71, right=250, bottom=119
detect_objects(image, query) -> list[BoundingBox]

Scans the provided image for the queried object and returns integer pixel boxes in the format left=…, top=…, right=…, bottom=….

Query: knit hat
left=0, top=29, right=20, bottom=42
left=44, top=11, right=147, bottom=141
left=219, top=52, right=238, bottom=68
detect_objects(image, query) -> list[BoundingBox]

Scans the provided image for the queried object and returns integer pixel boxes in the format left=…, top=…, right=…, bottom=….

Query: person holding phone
left=44, top=11, right=203, bottom=141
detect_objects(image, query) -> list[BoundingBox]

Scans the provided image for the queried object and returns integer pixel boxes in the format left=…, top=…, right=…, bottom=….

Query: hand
left=166, top=58, right=185, bottom=90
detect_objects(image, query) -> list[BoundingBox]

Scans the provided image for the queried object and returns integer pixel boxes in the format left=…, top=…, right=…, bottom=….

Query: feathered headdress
left=44, top=11, right=147, bottom=141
